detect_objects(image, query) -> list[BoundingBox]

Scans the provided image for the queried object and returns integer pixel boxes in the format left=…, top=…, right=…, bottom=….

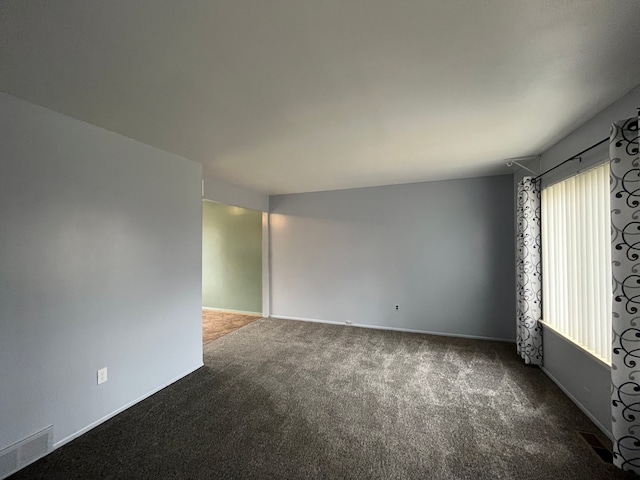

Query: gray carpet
left=9, top=318, right=634, bottom=479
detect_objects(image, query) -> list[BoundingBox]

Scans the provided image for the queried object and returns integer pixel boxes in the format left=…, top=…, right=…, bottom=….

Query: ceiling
left=1, top=1, right=639, bottom=195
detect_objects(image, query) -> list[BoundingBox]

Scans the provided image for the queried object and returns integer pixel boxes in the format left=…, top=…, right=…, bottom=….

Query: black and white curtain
left=516, top=177, right=543, bottom=365
left=611, top=114, right=640, bottom=473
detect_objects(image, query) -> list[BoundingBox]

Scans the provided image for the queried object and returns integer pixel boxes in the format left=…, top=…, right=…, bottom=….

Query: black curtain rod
left=533, top=136, right=609, bottom=182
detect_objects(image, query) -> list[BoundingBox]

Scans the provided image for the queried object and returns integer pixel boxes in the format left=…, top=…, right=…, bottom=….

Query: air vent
left=578, top=431, right=613, bottom=464
left=0, top=426, right=53, bottom=480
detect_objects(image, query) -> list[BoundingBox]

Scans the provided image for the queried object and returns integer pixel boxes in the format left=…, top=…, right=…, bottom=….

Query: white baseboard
left=202, top=307, right=262, bottom=316
left=271, top=315, right=514, bottom=343
left=53, top=363, right=203, bottom=449
left=271, top=315, right=347, bottom=326
left=541, top=366, right=612, bottom=440
left=351, top=321, right=515, bottom=343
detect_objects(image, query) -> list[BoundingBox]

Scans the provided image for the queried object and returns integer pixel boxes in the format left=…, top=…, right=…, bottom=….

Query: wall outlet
left=97, top=367, right=108, bottom=385
left=395, top=305, right=399, bottom=311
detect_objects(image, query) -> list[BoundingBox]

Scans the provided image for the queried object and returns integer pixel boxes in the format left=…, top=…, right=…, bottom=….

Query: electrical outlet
left=97, top=367, right=108, bottom=385
left=395, top=305, right=399, bottom=311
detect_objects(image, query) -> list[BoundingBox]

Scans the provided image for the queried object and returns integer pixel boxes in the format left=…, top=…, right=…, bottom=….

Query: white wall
left=539, top=84, right=640, bottom=186
left=530, top=83, right=640, bottom=438
left=270, top=175, right=515, bottom=340
left=202, top=175, right=268, bottom=212
left=0, top=93, right=203, bottom=453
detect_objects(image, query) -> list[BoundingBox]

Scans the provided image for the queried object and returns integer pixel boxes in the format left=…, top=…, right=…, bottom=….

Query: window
left=541, top=162, right=611, bottom=365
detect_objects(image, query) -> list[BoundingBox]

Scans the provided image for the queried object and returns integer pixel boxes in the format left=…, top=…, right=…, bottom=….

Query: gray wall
left=0, top=93, right=203, bottom=451
left=527, top=83, right=640, bottom=438
left=270, top=175, right=515, bottom=340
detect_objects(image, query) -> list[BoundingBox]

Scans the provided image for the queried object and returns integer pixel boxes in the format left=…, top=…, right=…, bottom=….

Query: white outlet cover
left=97, top=367, right=108, bottom=385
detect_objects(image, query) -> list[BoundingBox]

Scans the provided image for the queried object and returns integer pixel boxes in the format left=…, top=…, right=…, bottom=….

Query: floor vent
left=578, top=431, right=613, bottom=464
left=0, top=426, right=53, bottom=480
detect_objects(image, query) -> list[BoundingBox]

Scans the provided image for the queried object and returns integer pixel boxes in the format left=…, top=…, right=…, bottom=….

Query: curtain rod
left=533, top=137, right=608, bottom=182
left=506, top=157, right=538, bottom=175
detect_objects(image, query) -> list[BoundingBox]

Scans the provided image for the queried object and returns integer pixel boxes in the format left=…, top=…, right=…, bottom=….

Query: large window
left=541, top=162, right=611, bottom=365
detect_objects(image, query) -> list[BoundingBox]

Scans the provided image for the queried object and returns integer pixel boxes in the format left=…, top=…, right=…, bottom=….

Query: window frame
left=539, top=160, right=612, bottom=368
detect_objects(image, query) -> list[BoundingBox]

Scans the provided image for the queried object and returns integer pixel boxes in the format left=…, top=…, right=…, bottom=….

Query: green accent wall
left=202, top=201, right=262, bottom=313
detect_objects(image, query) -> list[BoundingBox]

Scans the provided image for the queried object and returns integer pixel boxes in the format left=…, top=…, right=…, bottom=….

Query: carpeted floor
left=9, top=318, right=634, bottom=479
left=202, top=309, right=262, bottom=344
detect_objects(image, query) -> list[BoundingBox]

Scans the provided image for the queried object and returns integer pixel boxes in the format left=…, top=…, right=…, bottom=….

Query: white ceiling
left=1, top=1, right=639, bottom=195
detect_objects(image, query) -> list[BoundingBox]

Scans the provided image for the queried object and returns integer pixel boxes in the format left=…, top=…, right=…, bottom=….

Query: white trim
left=202, top=307, right=262, bottom=316
left=262, top=212, right=270, bottom=318
left=541, top=366, right=612, bottom=441
left=53, top=363, right=203, bottom=449
left=271, top=315, right=347, bottom=326
left=351, top=321, right=514, bottom=343
left=271, top=315, right=514, bottom=343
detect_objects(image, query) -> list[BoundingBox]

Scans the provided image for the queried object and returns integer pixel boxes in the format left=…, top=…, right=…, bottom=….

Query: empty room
left=1, top=1, right=640, bottom=479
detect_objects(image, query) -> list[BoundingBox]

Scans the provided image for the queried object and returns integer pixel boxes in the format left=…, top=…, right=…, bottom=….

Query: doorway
left=202, top=201, right=263, bottom=344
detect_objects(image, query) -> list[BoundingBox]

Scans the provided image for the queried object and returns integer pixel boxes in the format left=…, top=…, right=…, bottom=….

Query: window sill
left=539, top=320, right=611, bottom=370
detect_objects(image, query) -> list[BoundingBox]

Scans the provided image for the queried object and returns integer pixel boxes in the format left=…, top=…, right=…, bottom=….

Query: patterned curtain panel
left=611, top=115, right=640, bottom=473
left=516, top=178, right=543, bottom=365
